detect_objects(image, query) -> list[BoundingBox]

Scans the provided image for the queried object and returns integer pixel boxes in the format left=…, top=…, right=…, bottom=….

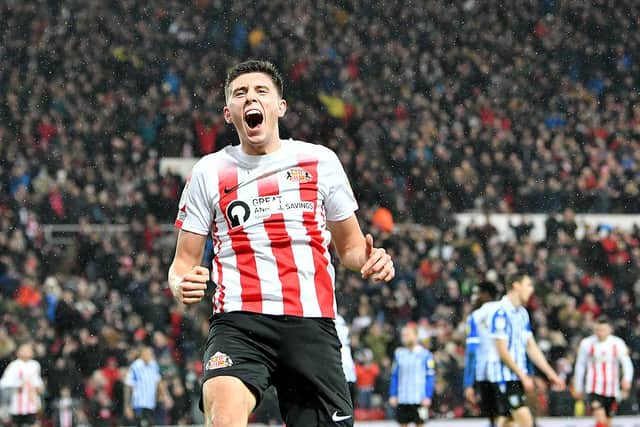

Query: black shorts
left=396, top=404, right=429, bottom=424
left=475, top=380, right=500, bottom=418
left=494, top=381, right=526, bottom=416
left=11, top=414, right=37, bottom=427
left=200, top=311, right=353, bottom=427
left=134, top=408, right=155, bottom=427
left=587, top=393, right=618, bottom=417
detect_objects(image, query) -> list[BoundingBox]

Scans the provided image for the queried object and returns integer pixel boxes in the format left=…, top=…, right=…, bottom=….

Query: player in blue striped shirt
left=463, top=281, right=501, bottom=427
left=125, top=346, right=171, bottom=427
left=486, top=272, right=564, bottom=427
left=389, top=324, right=435, bottom=427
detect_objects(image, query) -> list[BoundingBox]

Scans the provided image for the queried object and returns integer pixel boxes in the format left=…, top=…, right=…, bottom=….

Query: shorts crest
left=205, top=352, right=233, bottom=370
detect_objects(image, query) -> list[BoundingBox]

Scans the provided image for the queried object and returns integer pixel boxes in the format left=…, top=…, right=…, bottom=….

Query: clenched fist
left=171, top=266, right=209, bottom=304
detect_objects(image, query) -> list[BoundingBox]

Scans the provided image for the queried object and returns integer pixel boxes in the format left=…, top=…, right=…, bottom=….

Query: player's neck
left=240, top=135, right=282, bottom=156
left=507, top=292, right=521, bottom=308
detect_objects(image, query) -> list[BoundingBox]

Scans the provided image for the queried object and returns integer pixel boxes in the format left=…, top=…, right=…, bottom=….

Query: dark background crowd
left=1, top=0, right=640, bottom=425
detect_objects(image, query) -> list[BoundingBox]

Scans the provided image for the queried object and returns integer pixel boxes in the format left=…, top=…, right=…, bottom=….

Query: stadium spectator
left=355, top=349, right=380, bottom=410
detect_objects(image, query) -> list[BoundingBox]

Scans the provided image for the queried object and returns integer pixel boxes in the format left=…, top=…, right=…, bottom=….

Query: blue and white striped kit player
left=390, top=345, right=435, bottom=404
left=486, top=296, right=532, bottom=384
left=464, top=300, right=502, bottom=388
left=126, top=358, right=162, bottom=410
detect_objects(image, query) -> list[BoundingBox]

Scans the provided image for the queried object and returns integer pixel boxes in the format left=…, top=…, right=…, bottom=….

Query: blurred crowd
left=2, top=0, right=640, bottom=425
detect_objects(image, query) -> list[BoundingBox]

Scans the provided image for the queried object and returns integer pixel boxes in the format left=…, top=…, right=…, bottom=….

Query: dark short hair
left=595, top=315, right=610, bottom=325
left=224, top=59, right=284, bottom=101
left=476, top=281, right=499, bottom=299
left=504, top=270, right=530, bottom=290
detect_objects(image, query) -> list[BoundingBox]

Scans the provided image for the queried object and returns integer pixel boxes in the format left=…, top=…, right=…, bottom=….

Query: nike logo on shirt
left=331, top=411, right=352, bottom=422
left=223, top=185, right=238, bottom=194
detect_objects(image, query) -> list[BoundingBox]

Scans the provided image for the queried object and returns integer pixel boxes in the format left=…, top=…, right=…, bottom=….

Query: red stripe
left=211, top=219, right=224, bottom=312
left=299, top=158, right=334, bottom=317
left=217, top=164, right=262, bottom=313
left=601, top=349, right=607, bottom=396
left=590, top=343, right=596, bottom=394
left=612, top=344, right=618, bottom=396
left=257, top=175, right=303, bottom=315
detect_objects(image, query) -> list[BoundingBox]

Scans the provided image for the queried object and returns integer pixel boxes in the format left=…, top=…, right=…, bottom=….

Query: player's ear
left=277, top=98, right=287, bottom=118
left=223, top=105, right=232, bottom=124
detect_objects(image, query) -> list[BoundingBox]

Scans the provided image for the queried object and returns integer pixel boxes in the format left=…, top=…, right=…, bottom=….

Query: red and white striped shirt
left=175, top=139, right=358, bottom=318
left=0, top=358, right=44, bottom=415
left=574, top=334, right=634, bottom=398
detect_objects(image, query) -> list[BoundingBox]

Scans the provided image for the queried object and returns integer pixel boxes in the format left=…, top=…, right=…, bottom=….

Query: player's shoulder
left=420, top=345, right=433, bottom=357
left=611, top=335, right=627, bottom=346
left=478, top=300, right=501, bottom=316
left=285, top=139, right=339, bottom=160
left=191, top=150, right=228, bottom=172
left=579, top=335, right=596, bottom=346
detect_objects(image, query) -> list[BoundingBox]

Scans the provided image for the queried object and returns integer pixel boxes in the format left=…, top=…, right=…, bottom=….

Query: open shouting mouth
left=244, top=109, right=264, bottom=129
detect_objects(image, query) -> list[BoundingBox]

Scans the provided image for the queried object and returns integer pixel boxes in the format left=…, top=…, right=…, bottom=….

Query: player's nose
left=245, top=89, right=258, bottom=103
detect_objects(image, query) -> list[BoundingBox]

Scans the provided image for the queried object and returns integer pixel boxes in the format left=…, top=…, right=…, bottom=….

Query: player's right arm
left=0, top=361, right=20, bottom=388
left=169, top=230, right=208, bottom=304
left=169, top=162, right=213, bottom=304
left=573, top=339, right=588, bottom=400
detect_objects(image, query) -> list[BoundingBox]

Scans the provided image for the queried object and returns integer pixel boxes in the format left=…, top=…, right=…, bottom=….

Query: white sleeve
left=125, top=366, right=135, bottom=387
left=323, top=150, right=358, bottom=222
left=618, top=342, right=634, bottom=383
left=32, top=362, right=44, bottom=389
left=574, top=340, right=588, bottom=393
left=0, top=362, right=20, bottom=388
left=175, top=162, right=214, bottom=235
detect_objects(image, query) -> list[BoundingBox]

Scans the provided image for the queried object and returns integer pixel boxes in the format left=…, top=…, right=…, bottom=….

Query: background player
left=486, top=272, right=565, bottom=427
left=573, top=316, right=634, bottom=427
left=0, top=343, right=44, bottom=427
left=389, top=324, right=435, bottom=427
left=463, top=281, right=501, bottom=427
left=335, top=313, right=357, bottom=406
left=124, top=346, right=172, bottom=427
left=168, top=59, right=394, bottom=427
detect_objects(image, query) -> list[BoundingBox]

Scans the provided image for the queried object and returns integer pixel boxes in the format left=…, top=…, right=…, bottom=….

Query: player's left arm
left=618, top=341, right=634, bottom=393
left=526, top=335, right=565, bottom=388
left=323, top=148, right=393, bottom=282
left=32, top=363, right=45, bottom=394
left=328, top=215, right=394, bottom=282
left=463, top=316, right=479, bottom=390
